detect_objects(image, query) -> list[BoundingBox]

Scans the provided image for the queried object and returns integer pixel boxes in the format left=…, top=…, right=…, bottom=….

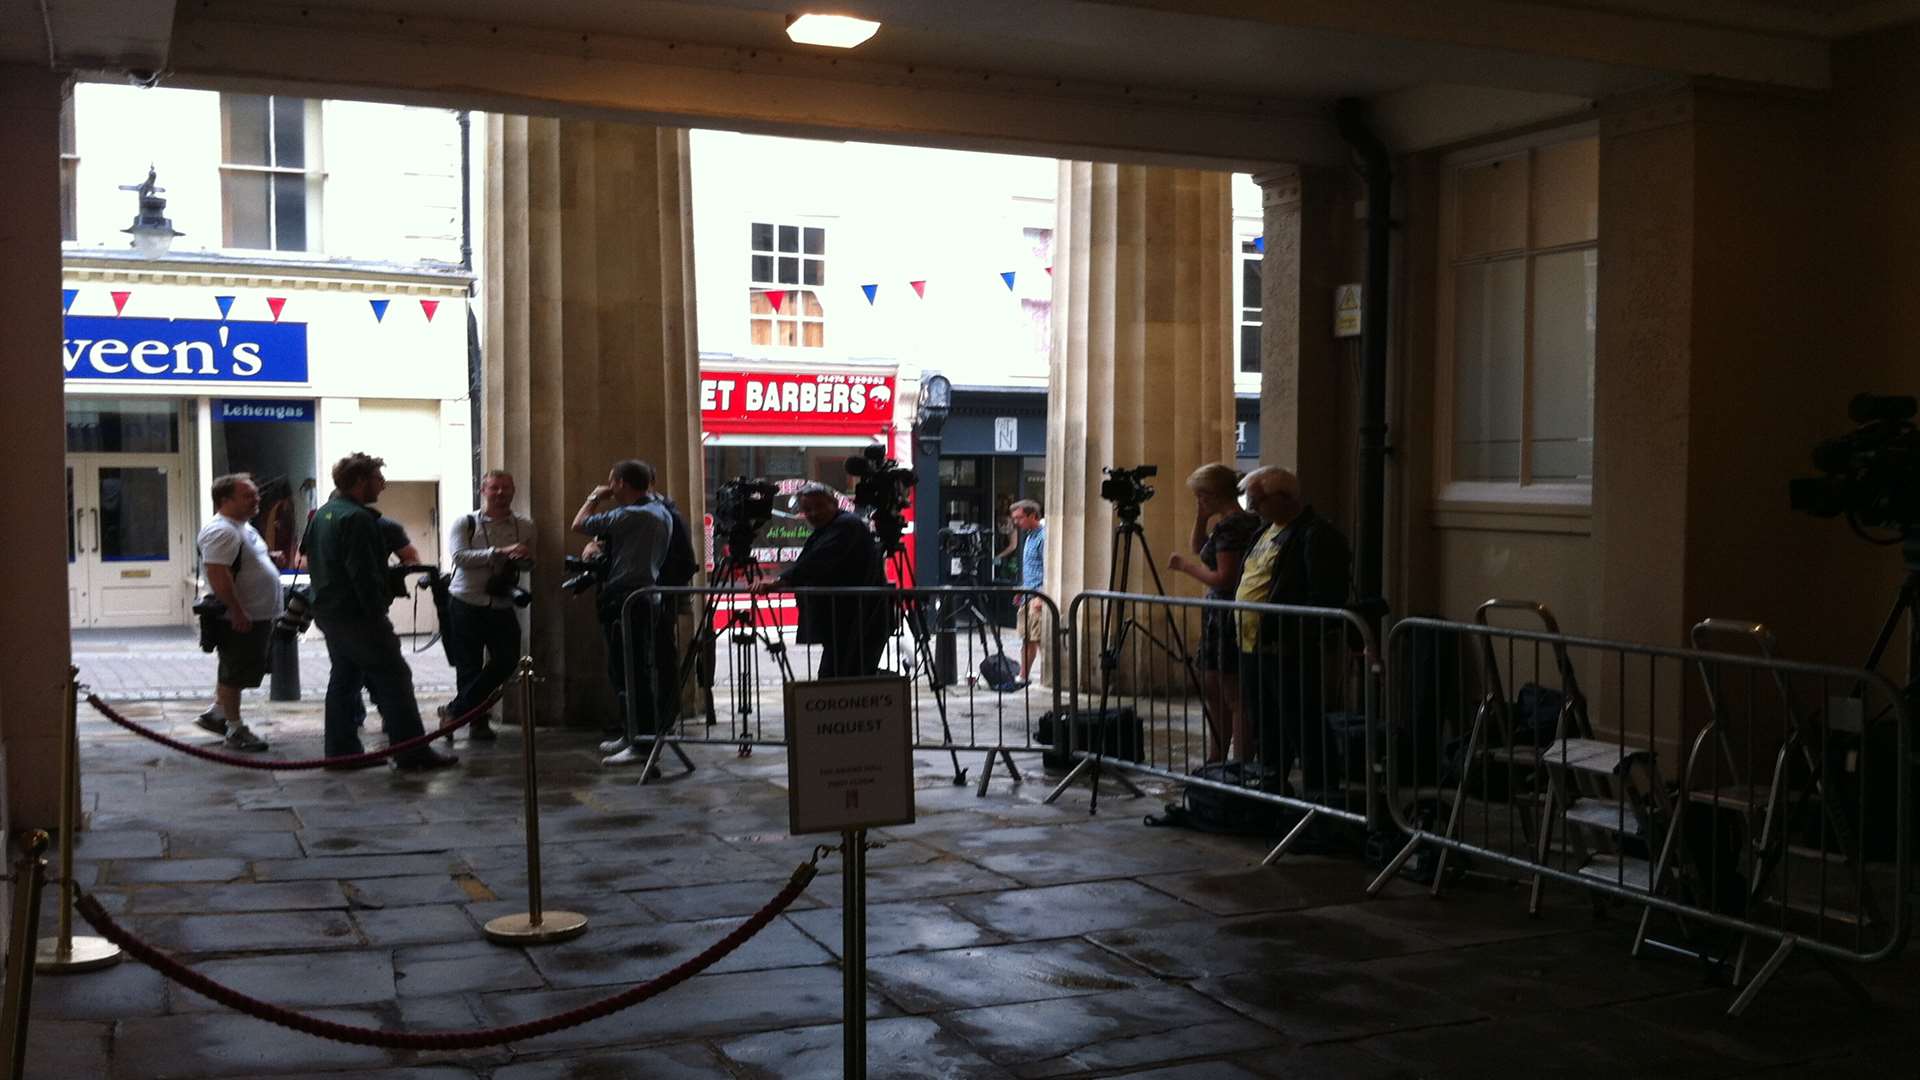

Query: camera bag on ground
left=1145, top=760, right=1295, bottom=835
left=1036, top=707, right=1143, bottom=770
left=979, top=653, right=1020, bottom=692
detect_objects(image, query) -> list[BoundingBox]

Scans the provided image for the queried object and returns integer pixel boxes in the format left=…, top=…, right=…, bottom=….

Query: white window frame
left=748, top=220, right=827, bottom=349
left=218, top=94, right=324, bottom=254
left=59, top=96, right=78, bottom=244
left=1434, top=121, right=1598, bottom=509
left=1235, top=234, right=1261, bottom=375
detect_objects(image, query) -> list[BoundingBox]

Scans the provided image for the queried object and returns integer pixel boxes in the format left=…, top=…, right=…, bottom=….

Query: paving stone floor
left=21, top=696, right=1920, bottom=1078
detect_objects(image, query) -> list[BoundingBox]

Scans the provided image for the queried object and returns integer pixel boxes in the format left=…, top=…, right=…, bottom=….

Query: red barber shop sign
left=699, top=368, right=896, bottom=435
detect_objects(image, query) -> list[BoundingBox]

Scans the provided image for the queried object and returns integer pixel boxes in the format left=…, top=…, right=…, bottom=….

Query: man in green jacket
left=305, top=452, right=457, bottom=771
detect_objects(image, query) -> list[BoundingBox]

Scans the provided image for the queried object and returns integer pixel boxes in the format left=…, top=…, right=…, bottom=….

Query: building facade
left=60, top=84, right=473, bottom=631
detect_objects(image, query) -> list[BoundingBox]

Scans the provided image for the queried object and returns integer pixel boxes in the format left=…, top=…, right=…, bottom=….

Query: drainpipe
left=459, top=110, right=481, bottom=492
left=1335, top=99, right=1391, bottom=620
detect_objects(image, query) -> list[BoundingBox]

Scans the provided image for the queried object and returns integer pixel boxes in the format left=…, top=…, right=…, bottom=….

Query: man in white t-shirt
left=192, top=473, right=283, bottom=752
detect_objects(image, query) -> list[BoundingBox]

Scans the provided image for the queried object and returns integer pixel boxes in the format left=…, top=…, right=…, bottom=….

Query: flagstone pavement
left=20, top=696, right=1920, bottom=1079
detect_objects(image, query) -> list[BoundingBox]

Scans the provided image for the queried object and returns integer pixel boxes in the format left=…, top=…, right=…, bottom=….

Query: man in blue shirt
left=572, top=459, right=673, bottom=765
left=1009, top=499, right=1046, bottom=685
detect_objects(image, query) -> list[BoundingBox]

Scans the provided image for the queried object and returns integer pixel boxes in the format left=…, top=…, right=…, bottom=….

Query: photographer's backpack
left=658, top=501, right=698, bottom=588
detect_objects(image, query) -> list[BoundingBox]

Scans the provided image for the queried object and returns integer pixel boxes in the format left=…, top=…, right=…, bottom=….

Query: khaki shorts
left=1015, top=595, right=1047, bottom=644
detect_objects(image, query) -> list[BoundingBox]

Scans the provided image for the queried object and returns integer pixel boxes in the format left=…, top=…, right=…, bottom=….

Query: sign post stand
left=785, top=676, right=913, bottom=1080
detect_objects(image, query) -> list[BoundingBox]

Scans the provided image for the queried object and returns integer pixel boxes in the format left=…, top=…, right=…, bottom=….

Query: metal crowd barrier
left=1045, top=590, right=1382, bottom=862
left=1368, top=604, right=1910, bottom=1015
left=620, top=584, right=1064, bottom=791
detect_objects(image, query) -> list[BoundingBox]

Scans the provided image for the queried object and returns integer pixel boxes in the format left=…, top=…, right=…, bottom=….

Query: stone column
left=1255, top=166, right=1345, bottom=523
left=1045, top=162, right=1236, bottom=619
left=0, top=66, right=70, bottom=830
left=484, top=115, right=702, bottom=728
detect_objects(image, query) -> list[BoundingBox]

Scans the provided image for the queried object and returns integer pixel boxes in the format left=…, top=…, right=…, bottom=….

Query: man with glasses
left=1234, top=466, right=1351, bottom=794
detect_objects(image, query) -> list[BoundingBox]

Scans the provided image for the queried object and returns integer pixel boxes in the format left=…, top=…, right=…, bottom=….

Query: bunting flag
left=214, top=295, right=235, bottom=320
left=909, top=280, right=927, bottom=299
left=111, top=291, right=132, bottom=316
left=369, top=299, right=390, bottom=323
left=1000, top=271, right=1016, bottom=291
left=767, top=291, right=785, bottom=313
left=1044, top=266, right=1052, bottom=276
left=861, top=283, right=878, bottom=305
left=420, top=299, right=440, bottom=323
left=1254, top=235, right=1266, bottom=253
left=266, top=297, right=287, bottom=322
left=62, top=289, right=78, bottom=313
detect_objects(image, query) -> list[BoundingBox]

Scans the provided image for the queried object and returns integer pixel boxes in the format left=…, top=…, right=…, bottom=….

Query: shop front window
left=66, top=398, right=179, bottom=453
left=211, top=399, right=318, bottom=567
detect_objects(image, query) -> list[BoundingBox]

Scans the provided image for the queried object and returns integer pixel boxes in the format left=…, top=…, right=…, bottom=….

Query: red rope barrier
left=73, top=862, right=817, bottom=1050
left=84, top=681, right=507, bottom=771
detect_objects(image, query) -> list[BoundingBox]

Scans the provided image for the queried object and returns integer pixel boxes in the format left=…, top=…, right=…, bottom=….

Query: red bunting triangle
left=1044, top=266, right=1053, bottom=276
left=420, top=299, right=440, bottom=323
left=767, top=291, right=785, bottom=313
left=909, top=280, right=927, bottom=299
left=266, top=297, right=287, bottom=322
left=111, top=290, right=132, bottom=316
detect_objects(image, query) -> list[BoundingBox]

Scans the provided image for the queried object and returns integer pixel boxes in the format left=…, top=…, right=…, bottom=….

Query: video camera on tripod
left=846, top=444, right=917, bottom=555
left=1790, top=392, right=1920, bottom=546
left=938, top=522, right=990, bottom=584
left=1100, top=464, right=1157, bottom=522
left=712, top=476, right=778, bottom=564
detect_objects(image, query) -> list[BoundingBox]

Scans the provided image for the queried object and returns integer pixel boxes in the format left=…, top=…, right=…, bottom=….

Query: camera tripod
left=665, top=535, right=795, bottom=752
left=1080, top=501, right=1211, bottom=812
left=881, top=542, right=971, bottom=786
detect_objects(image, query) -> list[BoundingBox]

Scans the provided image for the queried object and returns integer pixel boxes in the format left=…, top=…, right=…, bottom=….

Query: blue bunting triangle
left=215, top=295, right=235, bottom=320
left=62, top=289, right=78, bottom=313
left=369, top=299, right=390, bottom=322
left=861, top=283, right=878, bottom=305
left=1254, top=236, right=1265, bottom=253
left=1001, top=271, right=1016, bottom=291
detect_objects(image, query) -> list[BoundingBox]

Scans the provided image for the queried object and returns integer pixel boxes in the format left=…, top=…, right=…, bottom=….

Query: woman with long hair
left=1167, top=462, right=1262, bottom=762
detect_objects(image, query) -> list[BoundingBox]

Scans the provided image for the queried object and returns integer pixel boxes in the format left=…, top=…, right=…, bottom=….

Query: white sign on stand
left=785, top=676, right=915, bottom=835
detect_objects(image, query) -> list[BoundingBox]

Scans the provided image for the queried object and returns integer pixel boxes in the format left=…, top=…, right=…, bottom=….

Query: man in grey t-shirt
left=441, top=469, right=534, bottom=741
left=193, top=473, right=281, bottom=752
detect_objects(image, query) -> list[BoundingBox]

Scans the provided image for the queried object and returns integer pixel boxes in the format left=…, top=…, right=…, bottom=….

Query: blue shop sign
left=216, top=399, right=313, bottom=423
left=62, top=315, right=309, bottom=383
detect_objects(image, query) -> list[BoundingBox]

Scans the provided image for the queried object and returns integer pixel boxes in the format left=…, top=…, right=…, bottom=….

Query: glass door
left=69, top=454, right=189, bottom=628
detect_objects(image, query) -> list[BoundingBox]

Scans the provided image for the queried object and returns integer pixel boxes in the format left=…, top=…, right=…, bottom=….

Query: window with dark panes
left=220, top=94, right=321, bottom=252
left=1239, top=238, right=1262, bottom=374
left=748, top=221, right=826, bottom=347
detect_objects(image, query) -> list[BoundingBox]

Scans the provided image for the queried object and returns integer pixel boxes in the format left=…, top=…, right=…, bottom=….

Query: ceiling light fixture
left=786, top=13, right=881, bottom=49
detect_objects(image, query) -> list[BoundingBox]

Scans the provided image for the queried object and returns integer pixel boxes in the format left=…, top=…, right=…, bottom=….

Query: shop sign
left=993, top=416, right=1019, bottom=452
left=701, top=368, right=895, bottom=434
left=216, top=399, right=314, bottom=423
left=63, top=316, right=309, bottom=383
left=785, top=676, right=914, bottom=835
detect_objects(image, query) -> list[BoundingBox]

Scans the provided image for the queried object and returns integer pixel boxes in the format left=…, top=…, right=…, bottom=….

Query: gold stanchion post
left=35, top=667, right=119, bottom=973
left=483, top=658, right=588, bottom=945
left=2, top=831, right=52, bottom=1079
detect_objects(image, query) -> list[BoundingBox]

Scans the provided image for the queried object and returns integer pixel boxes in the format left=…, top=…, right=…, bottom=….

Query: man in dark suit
left=758, top=483, right=892, bottom=679
left=1233, top=466, right=1352, bottom=794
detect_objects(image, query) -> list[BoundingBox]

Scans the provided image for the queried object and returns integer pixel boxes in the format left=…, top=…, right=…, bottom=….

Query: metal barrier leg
left=2, top=831, right=51, bottom=1079
left=36, top=668, right=119, bottom=974
left=483, top=660, right=589, bottom=945
left=1042, top=757, right=1095, bottom=804
left=973, top=746, right=1027, bottom=798
left=1261, top=809, right=1319, bottom=866
left=1727, top=935, right=1795, bottom=1017
left=974, top=749, right=996, bottom=797
left=1367, top=835, right=1424, bottom=896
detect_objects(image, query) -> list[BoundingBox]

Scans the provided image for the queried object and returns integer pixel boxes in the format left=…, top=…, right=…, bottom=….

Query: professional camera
left=485, top=557, right=535, bottom=609
left=713, top=476, right=778, bottom=560
left=1789, top=393, right=1920, bottom=535
left=845, top=444, right=918, bottom=553
left=274, top=584, right=314, bottom=641
left=939, top=522, right=989, bottom=584
left=1100, top=464, right=1158, bottom=522
left=560, top=553, right=609, bottom=596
